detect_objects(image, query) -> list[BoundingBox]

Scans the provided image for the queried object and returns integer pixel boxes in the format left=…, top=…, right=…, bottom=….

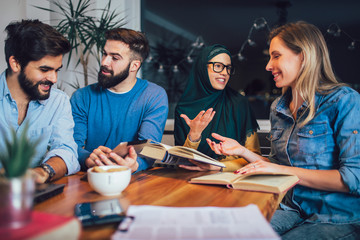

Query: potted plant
left=35, top=0, right=125, bottom=89
left=0, top=123, right=38, bottom=229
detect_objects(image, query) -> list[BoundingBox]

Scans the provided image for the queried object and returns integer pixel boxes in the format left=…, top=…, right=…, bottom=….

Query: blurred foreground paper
left=112, top=204, right=279, bottom=240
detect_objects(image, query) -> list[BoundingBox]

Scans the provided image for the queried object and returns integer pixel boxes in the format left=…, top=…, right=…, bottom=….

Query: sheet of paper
left=112, top=204, right=279, bottom=240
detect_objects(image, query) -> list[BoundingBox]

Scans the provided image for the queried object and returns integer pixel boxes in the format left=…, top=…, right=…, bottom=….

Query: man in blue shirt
left=0, top=20, right=79, bottom=183
left=71, top=28, right=168, bottom=172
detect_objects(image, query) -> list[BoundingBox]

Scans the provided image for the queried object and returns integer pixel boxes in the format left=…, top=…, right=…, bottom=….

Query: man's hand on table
left=85, top=145, right=139, bottom=173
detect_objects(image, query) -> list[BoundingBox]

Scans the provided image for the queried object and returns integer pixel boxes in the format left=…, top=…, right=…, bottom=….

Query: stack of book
left=0, top=211, right=81, bottom=240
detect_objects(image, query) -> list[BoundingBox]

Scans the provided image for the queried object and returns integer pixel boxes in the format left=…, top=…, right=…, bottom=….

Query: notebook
left=34, top=183, right=65, bottom=204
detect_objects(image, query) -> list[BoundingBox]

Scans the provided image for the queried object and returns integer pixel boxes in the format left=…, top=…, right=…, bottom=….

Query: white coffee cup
left=87, top=165, right=131, bottom=196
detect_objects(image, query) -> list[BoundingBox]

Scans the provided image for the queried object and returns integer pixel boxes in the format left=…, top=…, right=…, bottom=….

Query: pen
left=118, top=216, right=135, bottom=232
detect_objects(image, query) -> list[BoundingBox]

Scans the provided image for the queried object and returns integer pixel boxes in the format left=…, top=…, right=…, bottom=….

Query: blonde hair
left=269, top=21, right=345, bottom=126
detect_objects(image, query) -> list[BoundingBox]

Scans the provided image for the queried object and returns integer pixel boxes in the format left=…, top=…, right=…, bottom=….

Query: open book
left=189, top=171, right=299, bottom=194
left=112, top=140, right=225, bottom=168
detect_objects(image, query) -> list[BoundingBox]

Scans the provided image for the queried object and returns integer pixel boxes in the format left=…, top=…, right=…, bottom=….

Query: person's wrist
left=40, top=163, right=55, bottom=183
left=188, top=133, right=201, bottom=142
left=237, top=147, right=248, bottom=157
left=32, top=167, right=50, bottom=183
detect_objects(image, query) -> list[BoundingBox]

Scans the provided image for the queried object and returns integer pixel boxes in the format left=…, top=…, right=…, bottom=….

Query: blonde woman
left=207, top=22, right=360, bottom=239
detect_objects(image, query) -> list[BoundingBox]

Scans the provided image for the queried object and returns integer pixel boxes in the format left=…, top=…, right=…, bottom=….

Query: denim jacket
left=268, top=86, right=360, bottom=223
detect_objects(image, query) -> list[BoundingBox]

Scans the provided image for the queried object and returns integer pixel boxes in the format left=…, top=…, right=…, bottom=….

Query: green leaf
left=0, top=122, right=39, bottom=178
left=34, top=0, right=125, bottom=86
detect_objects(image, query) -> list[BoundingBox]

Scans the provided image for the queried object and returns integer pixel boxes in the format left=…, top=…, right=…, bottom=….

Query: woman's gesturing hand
left=181, top=108, right=216, bottom=141
left=206, top=133, right=246, bottom=156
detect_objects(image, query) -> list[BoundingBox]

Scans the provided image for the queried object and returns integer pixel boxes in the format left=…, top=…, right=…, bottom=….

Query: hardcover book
left=0, top=211, right=81, bottom=240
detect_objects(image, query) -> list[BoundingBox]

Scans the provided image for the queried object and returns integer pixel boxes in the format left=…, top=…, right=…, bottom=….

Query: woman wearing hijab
left=174, top=44, right=260, bottom=172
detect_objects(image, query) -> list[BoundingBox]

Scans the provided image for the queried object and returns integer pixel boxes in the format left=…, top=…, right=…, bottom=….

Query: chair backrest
left=257, top=120, right=270, bottom=157
left=161, top=119, right=175, bottom=146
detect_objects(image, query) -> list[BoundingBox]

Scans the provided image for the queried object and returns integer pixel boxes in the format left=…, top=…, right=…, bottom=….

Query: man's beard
left=18, top=70, right=53, bottom=100
left=98, top=63, right=130, bottom=89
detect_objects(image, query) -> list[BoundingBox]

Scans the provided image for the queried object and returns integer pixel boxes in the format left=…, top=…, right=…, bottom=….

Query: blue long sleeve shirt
left=268, top=86, right=360, bottom=223
left=70, top=78, right=168, bottom=172
left=0, top=70, right=80, bottom=175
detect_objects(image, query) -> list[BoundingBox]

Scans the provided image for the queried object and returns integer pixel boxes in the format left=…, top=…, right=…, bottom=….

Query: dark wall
left=141, top=0, right=360, bottom=119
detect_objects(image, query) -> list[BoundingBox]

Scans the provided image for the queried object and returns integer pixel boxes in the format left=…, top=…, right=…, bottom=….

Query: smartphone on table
left=74, top=198, right=126, bottom=227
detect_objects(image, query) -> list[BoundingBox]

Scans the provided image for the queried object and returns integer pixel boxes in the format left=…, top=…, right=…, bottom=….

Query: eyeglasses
left=207, top=62, right=235, bottom=75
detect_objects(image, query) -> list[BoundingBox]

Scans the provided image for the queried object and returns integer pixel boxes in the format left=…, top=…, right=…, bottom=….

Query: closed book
left=0, top=211, right=81, bottom=240
left=190, top=171, right=299, bottom=194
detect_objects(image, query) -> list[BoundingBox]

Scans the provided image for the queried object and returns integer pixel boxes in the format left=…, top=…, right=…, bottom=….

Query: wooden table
left=34, top=167, right=284, bottom=239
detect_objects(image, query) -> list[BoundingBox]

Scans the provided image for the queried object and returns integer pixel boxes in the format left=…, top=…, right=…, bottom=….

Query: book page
left=158, top=142, right=174, bottom=150
left=167, top=147, right=225, bottom=168
left=169, top=146, right=217, bottom=161
left=112, top=204, right=279, bottom=240
left=162, top=155, right=195, bottom=166
left=121, top=140, right=224, bottom=168
left=233, top=174, right=299, bottom=193
left=190, top=172, right=241, bottom=185
left=190, top=172, right=299, bottom=193
left=140, top=145, right=167, bottom=161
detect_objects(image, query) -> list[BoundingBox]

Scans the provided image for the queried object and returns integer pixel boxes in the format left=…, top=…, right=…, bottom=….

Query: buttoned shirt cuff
left=339, top=166, right=360, bottom=195
left=43, top=149, right=80, bottom=175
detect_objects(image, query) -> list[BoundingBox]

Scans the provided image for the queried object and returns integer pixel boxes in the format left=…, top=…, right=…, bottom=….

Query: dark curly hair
left=105, top=28, right=149, bottom=62
left=4, top=19, right=70, bottom=71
